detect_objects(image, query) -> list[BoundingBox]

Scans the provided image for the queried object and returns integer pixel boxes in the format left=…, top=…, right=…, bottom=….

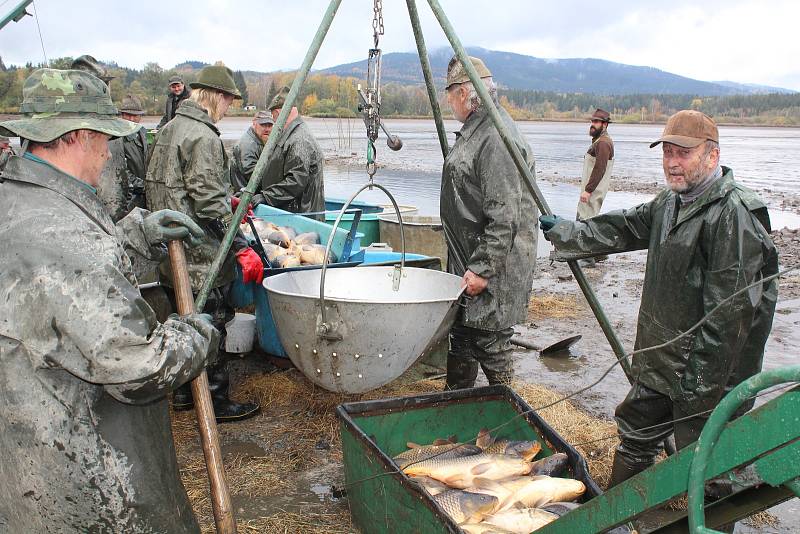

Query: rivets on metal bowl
left=358, top=374, right=363, bottom=379
left=378, top=353, right=383, bottom=358
left=336, top=372, right=341, bottom=377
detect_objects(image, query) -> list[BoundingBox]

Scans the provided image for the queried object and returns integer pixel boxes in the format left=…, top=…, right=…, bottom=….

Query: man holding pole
left=0, top=68, right=217, bottom=533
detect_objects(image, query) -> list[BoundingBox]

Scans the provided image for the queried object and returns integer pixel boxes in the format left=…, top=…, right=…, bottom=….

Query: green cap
left=119, top=94, right=145, bottom=115
left=268, top=86, right=290, bottom=111
left=445, top=55, right=492, bottom=89
left=189, top=64, right=241, bottom=99
left=71, top=54, right=115, bottom=84
left=0, top=69, right=138, bottom=143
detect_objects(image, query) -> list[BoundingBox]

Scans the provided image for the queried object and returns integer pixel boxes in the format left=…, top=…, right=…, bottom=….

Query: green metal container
left=336, top=385, right=601, bottom=534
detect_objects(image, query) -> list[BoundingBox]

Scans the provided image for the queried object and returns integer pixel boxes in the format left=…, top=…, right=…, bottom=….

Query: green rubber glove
left=539, top=214, right=563, bottom=232
left=143, top=209, right=205, bottom=248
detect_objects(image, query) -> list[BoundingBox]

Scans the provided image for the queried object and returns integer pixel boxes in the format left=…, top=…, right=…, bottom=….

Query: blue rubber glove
left=539, top=214, right=563, bottom=232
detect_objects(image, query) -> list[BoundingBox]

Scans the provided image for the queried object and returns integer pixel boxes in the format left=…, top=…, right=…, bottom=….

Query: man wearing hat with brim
left=146, top=62, right=262, bottom=422
left=119, top=94, right=149, bottom=210
left=231, top=109, right=274, bottom=191
left=540, top=110, right=778, bottom=497
left=157, top=74, right=192, bottom=129
left=71, top=54, right=135, bottom=221
left=0, top=67, right=218, bottom=533
left=0, top=134, right=14, bottom=172
left=250, top=85, right=325, bottom=219
left=440, top=55, right=538, bottom=390
left=575, top=108, right=615, bottom=266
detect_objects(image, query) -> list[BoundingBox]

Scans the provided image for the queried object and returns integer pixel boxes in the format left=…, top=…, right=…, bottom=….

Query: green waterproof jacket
left=145, top=99, right=236, bottom=290
left=259, top=117, right=325, bottom=218
left=440, top=106, right=538, bottom=331
left=231, top=125, right=264, bottom=192
left=0, top=155, right=208, bottom=533
left=545, top=168, right=778, bottom=410
left=96, top=137, right=130, bottom=222
left=123, top=124, right=148, bottom=210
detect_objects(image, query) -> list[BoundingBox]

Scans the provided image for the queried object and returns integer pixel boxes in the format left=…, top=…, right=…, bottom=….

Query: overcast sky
left=2, top=0, right=798, bottom=91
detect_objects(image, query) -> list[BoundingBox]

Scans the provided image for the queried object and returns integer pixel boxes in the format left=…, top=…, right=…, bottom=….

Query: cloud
left=1, top=0, right=798, bottom=90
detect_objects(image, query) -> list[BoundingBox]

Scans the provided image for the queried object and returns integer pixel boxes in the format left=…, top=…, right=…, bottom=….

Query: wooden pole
left=167, top=240, right=237, bottom=534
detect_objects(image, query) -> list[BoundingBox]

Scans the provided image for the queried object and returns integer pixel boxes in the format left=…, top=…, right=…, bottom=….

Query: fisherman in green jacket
left=540, top=110, right=778, bottom=488
left=440, top=56, right=538, bottom=390
left=119, top=94, right=149, bottom=210
left=251, top=86, right=325, bottom=219
left=231, top=110, right=274, bottom=191
left=0, top=67, right=215, bottom=534
left=146, top=63, right=262, bottom=422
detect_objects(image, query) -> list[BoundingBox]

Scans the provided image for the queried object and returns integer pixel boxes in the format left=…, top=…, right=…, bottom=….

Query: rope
left=31, top=0, right=48, bottom=67
left=337, top=266, right=795, bottom=489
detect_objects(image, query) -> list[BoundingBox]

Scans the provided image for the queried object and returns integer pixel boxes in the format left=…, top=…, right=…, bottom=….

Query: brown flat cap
left=119, top=94, right=145, bottom=115
left=590, top=108, right=612, bottom=123
left=446, top=55, right=492, bottom=89
left=650, top=110, right=718, bottom=149
left=253, top=110, right=274, bottom=125
left=168, top=75, right=184, bottom=85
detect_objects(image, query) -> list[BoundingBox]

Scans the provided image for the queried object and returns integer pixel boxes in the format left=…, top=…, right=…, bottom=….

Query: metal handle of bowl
left=318, top=182, right=405, bottom=338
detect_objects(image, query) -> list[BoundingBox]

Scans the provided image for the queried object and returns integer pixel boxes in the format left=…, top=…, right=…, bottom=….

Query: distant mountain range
left=320, top=47, right=795, bottom=96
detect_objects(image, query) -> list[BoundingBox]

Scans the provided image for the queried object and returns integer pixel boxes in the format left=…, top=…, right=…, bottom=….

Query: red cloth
left=230, top=196, right=254, bottom=217
left=235, top=247, right=264, bottom=284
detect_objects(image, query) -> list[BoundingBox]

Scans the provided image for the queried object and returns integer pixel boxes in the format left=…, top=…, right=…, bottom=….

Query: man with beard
left=539, top=110, right=778, bottom=501
left=231, top=110, right=274, bottom=191
left=576, top=108, right=614, bottom=266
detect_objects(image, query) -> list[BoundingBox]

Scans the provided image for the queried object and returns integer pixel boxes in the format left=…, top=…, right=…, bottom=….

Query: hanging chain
left=372, top=0, right=384, bottom=49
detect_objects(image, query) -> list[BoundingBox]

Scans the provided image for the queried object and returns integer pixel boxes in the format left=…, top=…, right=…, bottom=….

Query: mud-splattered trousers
left=545, top=168, right=778, bottom=465
left=440, top=106, right=538, bottom=388
left=0, top=155, right=212, bottom=533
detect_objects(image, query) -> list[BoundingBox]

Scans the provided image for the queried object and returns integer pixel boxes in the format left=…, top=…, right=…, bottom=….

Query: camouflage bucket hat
left=0, top=69, right=138, bottom=143
left=190, top=64, right=242, bottom=99
left=446, top=56, right=492, bottom=89
left=268, top=85, right=290, bottom=111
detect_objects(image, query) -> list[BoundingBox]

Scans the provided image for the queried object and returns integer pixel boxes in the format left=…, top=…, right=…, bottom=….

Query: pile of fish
left=240, top=218, right=336, bottom=268
left=394, top=429, right=585, bottom=533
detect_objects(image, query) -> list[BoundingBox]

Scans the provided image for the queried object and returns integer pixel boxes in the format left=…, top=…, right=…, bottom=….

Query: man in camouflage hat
left=119, top=94, right=149, bottom=209
left=157, top=74, right=192, bottom=129
left=71, top=54, right=133, bottom=221
left=0, top=135, right=14, bottom=172
left=0, top=68, right=217, bottom=533
left=440, top=56, right=538, bottom=390
left=540, top=111, right=778, bottom=504
left=231, top=109, right=274, bottom=191
left=251, top=85, right=325, bottom=219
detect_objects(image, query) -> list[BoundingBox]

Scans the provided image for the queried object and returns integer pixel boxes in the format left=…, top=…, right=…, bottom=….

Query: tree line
left=1, top=57, right=798, bottom=126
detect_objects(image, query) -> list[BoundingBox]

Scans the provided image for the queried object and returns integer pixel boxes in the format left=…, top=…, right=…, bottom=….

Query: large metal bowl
left=264, top=266, right=463, bottom=393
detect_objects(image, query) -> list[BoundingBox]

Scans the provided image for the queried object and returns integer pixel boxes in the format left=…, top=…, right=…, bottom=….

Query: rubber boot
left=208, top=363, right=261, bottom=423
left=609, top=450, right=652, bottom=487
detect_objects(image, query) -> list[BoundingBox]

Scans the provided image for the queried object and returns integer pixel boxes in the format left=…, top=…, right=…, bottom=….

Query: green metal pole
left=406, top=0, right=449, bottom=159
left=0, top=0, right=32, bottom=31
left=687, top=366, right=800, bottom=534
left=194, top=0, right=343, bottom=312
left=785, top=478, right=800, bottom=499
left=424, top=0, right=632, bottom=380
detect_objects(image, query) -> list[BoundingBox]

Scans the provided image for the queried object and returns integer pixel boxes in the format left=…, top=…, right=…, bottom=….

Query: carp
left=299, top=244, right=334, bottom=265
left=482, top=508, right=559, bottom=533
left=409, top=475, right=451, bottom=496
left=394, top=443, right=482, bottom=469
left=432, top=490, right=498, bottom=525
left=475, top=429, right=542, bottom=461
left=403, top=453, right=532, bottom=489
left=267, top=226, right=296, bottom=247
left=529, top=452, right=569, bottom=477
left=274, top=254, right=301, bottom=269
left=294, top=231, right=320, bottom=245
left=472, top=475, right=585, bottom=509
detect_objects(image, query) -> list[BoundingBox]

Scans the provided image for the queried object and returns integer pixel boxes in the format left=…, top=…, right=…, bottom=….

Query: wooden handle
left=167, top=240, right=237, bottom=534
